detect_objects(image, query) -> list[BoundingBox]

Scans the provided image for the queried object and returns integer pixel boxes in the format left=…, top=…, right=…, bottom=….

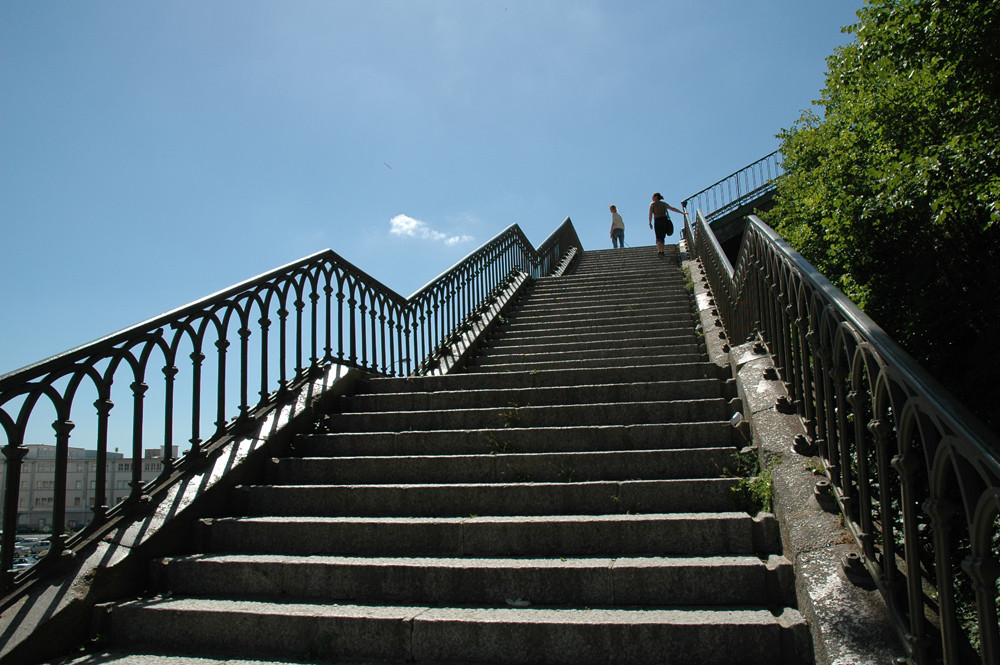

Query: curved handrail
left=687, top=210, right=1000, bottom=665
left=0, top=217, right=582, bottom=594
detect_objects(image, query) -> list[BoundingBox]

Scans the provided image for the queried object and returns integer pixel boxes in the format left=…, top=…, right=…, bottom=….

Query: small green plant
left=723, top=447, right=780, bottom=515
left=804, top=458, right=826, bottom=476
left=499, top=402, right=524, bottom=428
left=682, top=266, right=695, bottom=293
left=548, top=461, right=576, bottom=483
left=482, top=432, right=512, bottom=454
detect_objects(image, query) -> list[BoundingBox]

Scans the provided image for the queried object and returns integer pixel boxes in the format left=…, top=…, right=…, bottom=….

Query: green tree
left=766, top=0, right=1000, bottom=431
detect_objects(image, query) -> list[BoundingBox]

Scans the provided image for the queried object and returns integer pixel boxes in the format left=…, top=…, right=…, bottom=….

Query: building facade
left=0, top=445, right=172, bottom=532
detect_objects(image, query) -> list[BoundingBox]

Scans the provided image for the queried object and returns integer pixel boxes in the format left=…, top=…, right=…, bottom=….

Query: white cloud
left=390, top=214, right=473, bottom=246
left=445, top=234, right=474, bottom=246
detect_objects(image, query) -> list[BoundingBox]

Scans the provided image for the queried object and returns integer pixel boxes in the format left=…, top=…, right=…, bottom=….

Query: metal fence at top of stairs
left=682, top=150, right=783, bottom=223
left=683, top=207, right=1000, bottom=665
left=0, top=218, right=582, bottom=597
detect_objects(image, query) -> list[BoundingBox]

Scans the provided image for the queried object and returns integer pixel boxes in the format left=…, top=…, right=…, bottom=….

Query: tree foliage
left=766, top=0, right=1000, bottom=430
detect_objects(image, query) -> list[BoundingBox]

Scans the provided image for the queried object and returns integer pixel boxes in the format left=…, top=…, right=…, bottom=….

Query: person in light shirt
left=609, top=205, right=625, bottom=248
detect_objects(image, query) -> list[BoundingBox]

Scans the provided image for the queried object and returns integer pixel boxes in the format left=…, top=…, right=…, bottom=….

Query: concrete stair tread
left=296, top=420, right=741, bottom=456
left=346, top=378, right=723, bottom=407
left=105, top=597, right=808, bottom=665
left=327, top=398, right=731, bottom=430
left=160, top=553, right=779, bottom=568
left=202, top=512, right=777, bottom=557
left=465, top=354, right=706, bottom=371
left=241, top=478, right=739, bottom=517
left=158, top=554, right=791, bottom=605
left=114, top=596, right=794, bottom=619
left=476, top=340, right=700, bottom=357
left=210, top=511, right=758, bottom=525
left=301, top=420, right=731, bottom=437
left=363, top=362, right=727, bottom=391
left=203, top=512, right=775, bottom=557
left=296, top=421, right=736, bottom=456
left=271, top=447, right=736, bottom=484
left=248, top=478, right=736, bottom=491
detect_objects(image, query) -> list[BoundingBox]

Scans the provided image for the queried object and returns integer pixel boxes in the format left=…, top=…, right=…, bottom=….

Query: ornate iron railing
left=687, top=210, right=1000, bottom=665
left=681, top=150, right=783, bottom=222
left=0, top=218, right=582, bottom=594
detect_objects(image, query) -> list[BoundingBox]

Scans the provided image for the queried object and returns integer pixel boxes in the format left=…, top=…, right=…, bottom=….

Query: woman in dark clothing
left=648, top=192, right=682, bottom=257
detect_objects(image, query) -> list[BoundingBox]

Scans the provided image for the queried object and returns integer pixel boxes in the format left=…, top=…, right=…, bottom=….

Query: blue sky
left=1, top=1, right=861, bottom=376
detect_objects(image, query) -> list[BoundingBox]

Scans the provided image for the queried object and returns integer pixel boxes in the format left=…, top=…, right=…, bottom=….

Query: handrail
left=0, top=217, right=582, bottom=594
left=687, top=210, right=1000, bottom=665
left=682, top=150, right=783, bottom=222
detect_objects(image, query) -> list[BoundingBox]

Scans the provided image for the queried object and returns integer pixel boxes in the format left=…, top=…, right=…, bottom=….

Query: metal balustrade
left=682, top=150, right=783, bottom=222
left=0, top=218, right=581, bottom=595
left=685, top=209, right=1000, bottom=665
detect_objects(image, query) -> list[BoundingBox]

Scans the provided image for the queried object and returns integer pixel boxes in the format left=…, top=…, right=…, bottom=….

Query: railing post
left=93, top=397, right=114, bottom=522
left=1, top=439, right=28, bottom=591
left=50, top=417, right=74, bottom=556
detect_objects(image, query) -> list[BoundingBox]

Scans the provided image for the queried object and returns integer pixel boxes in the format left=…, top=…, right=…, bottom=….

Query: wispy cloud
left=390, top=214, right=473, bottom=246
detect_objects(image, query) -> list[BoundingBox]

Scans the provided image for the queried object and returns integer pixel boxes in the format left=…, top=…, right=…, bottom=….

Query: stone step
left=499, top=311, right=695, bottom=334
left=482, top=328, right=697, bottom=351
left=102, top=597, right=808, bottom=665
left=201, top=512, right=778, bottom=557
left=154, top=553, right=796, bottom=607
left=237, top=478, right=740, bottom=517
left=552, top=275, right=682, bottom=287
left=343, top=377, right=724, bottom=411
left=470, top=349, right=704, bottom=370
left=473, top=339, right=701, bottom=363
left=362, top=362, right=729, bottom=393
left=296, top=420, right=737, bottom=456
left=325, top=398, right=731, bottom=433
left=527, top=284, right=688, bottom=299
left=269, top=447, right=735, bottom=485
left=512, top=297, right=690, bottom=318
left=465, top=351, right=707, bottom=372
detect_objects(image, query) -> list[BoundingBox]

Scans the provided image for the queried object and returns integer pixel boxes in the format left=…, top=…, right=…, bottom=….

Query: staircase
left=80, top=245, right=810, bottom=664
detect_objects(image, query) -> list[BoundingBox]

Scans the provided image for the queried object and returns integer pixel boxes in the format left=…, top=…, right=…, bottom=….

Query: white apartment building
left=0, top=444, right=173, bottom=532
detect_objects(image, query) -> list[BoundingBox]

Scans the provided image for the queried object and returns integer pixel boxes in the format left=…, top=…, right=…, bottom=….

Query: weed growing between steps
left=548, top=460, right=576, bottom=482
left=682, top=266, right=695, bottom=294
left=498, top=402, right=525, bottom=428
left=723, top=446, right=781, bottom=514
left=482, top=431, right=512, bottom=454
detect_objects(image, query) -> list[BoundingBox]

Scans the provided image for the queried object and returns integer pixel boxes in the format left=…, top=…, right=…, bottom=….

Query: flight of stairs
left=78, top=245, right=810, bottom=664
